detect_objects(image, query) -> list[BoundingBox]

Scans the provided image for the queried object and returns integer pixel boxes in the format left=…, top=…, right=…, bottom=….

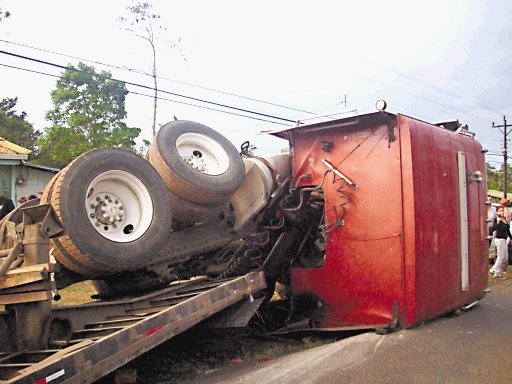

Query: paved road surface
left=184, top=278, right=512, bottom=384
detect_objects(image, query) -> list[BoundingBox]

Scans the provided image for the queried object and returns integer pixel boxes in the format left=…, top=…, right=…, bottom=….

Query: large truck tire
left=41, top=148, right=172, bottom=277
left=168, top=195, right=227, bottom=225
left=148, top=120, right=244, bottom=223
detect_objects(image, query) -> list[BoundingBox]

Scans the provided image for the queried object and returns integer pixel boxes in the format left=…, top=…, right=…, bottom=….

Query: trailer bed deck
left=0, top=272, right=266, bottom=383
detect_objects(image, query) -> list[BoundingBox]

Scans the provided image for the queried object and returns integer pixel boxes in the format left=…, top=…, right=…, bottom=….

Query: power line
left=340, top=92, right=498, bottom=142
left=3, top=39, right=506, bottom=123
left=1, top=47, right=506, bottom=146
left=0, top=49, right=297, bottom=124
left=372, top=62, right=505, bottom=117
left=127, top=90, right=288, bottom=125
left=492, top=116, right=512, bottom=197
left=0, top=63, right=289, bottom=126
left=1, top=40, right=505, bottom=135
left=0, top=39, right=317, bottom=116
left=356, top=74, right=495, bottom=124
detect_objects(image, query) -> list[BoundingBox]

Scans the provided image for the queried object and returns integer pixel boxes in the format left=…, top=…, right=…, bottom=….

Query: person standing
left=489, top=205, right=512, bottom=277
left=0, top=195, right=15, bottom=220
left=487, top=195, right=497, bottom=247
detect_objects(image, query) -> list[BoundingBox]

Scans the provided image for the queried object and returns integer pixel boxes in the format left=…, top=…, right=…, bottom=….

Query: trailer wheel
left=148, top=121, right=244, bottom=222
left=41, top=148, right=172, bottom=276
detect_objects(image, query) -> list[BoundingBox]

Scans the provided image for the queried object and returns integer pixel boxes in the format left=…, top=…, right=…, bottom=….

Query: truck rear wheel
left=148, top=120, right=244, bottom=223
left=41, top=148, right=172, bottom=276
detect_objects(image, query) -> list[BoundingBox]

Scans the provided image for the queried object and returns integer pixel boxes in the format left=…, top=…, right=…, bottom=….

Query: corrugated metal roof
left=24, top=162, right=59, bottom=173
left=0, top=138, right=31, bottom=155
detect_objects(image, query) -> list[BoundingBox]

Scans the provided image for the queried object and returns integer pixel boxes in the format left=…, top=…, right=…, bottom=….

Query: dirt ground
left=95, top=327, right=350, bottom=384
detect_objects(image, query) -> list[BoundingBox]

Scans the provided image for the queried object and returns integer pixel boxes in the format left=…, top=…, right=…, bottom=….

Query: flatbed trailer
left=0, top=271, right=266, bottom=384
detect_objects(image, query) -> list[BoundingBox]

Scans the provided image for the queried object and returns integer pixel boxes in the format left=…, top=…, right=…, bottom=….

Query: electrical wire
left=0, top=47, right=505, bottom=144
left=128, top=90, right=288, bottom=125
left=357, top=74, right=493, bottom=123
left=0, top=39, right=317, bottom=116
left=0, top=49, right=297, bottom=124
left=341, top=93, right=499, bottom=143
left=4, top=39, right=502, bottom=137
left=0, top=63, right=289, bottom=126
left=372, top=61, right=505, bottom=117
left=3, top=38, right=505, bottom=126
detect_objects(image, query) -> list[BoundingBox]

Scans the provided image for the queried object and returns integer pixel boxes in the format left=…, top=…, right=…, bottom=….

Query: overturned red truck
left=0, top=108, right=488, bottom=383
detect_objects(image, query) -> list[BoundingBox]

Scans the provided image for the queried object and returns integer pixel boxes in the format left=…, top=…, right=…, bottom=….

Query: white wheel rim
left=85, top=170, right=153, bottom=243
left=176, top=132, right=230, bottom=175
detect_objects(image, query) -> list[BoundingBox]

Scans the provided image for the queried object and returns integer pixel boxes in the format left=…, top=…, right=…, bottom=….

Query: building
left=0, top=138, right=58, bottom=203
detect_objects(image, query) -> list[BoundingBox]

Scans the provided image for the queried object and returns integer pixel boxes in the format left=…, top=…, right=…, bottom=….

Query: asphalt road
left=184, top=277, right=512, bottom=384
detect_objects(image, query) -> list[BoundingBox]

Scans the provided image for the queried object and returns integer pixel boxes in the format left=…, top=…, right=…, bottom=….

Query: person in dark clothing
left=489, top=205, right=512, bottom=277
left=0, top=195, right=15, bottom=220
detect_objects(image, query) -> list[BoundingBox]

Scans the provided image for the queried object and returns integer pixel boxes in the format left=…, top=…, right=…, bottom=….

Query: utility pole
left=492, top=116, right=512, bottom=198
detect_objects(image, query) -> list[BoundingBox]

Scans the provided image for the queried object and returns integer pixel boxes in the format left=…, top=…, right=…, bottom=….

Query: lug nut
left=90, top=204, right=95, bottom=209
left=96, top=196, right=102, bottom=202
left=95, top=221, right=100, bottom=227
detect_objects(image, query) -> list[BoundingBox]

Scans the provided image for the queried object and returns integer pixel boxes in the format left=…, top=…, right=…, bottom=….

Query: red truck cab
left=272, top=111, right=488, bottom=328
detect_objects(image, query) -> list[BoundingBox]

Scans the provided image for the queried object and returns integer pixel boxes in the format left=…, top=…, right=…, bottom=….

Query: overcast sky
left=0, top=0, right=510, bottom=164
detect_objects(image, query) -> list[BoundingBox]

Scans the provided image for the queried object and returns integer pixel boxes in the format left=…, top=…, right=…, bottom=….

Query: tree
left=0, top=7, right=10, bottom=22
left=119, top=2, right=180, bottom=138
left=0, top=97, right=41, bottom=153
left=486, top=162, right=512, bottom=193
left=487, top=162, right=500, bottom=191
left=37, top=62, right=140, bottom=168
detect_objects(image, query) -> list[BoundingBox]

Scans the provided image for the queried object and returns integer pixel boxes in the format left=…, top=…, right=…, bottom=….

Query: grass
left=97, top=327, right=342, bottom=384
left=54, top=280, right=98, bottom=306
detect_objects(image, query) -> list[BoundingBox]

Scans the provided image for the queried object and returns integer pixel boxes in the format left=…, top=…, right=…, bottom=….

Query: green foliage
left=37, top=62, right=140, bottom=168
left=486, top=162, right=512, bottom=192
left=0, top=97, right=41, bottom=154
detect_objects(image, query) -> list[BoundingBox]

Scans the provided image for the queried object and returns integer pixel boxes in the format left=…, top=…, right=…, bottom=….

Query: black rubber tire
left=41, top=148, right=172, bottom=277
left=169, top=194, right=226, bottom=225
left=148, top=120, right=245, bottom=207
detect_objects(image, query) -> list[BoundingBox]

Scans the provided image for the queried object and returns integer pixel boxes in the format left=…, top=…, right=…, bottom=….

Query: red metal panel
left=403, top=116, right=487, bottom=326
left=290, top=114, right=404, bottom=327
left=289, top=113, right=487, bottom=329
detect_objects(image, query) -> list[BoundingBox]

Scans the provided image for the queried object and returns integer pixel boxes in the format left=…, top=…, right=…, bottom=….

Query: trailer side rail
left=0, top=271, right=266, bottom=384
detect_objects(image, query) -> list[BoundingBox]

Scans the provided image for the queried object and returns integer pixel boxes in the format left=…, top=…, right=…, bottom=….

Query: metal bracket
left=387, top=121, right=396, bottom=143
left=22, top=204, right=65, bottom=239
left=321, top=159, right=359, bottom=189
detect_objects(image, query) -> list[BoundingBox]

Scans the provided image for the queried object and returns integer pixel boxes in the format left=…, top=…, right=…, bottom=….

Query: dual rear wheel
left=40, top=121, right=245, bottom=280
